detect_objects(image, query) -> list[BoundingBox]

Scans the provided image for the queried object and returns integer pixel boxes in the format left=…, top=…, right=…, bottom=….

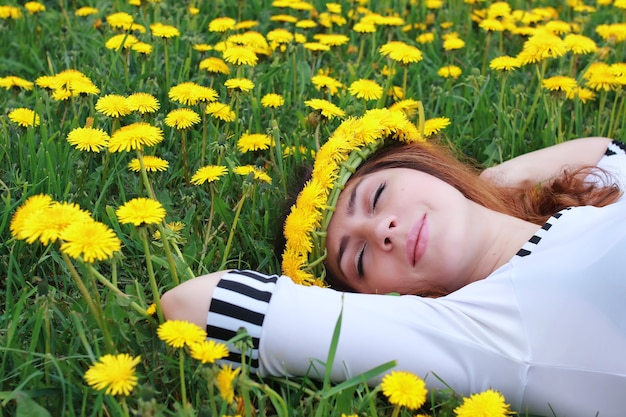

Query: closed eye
left=356, top=244, right=365, bottom=277
left=372, top=182, right=386, bottom=210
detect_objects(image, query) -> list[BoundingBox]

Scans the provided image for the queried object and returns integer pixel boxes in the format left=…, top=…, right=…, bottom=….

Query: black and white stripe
left=207, top=270, right=278, bottom=372
left=605, top=139, right=626, bottom=156
left=516, top=209, right=569, bottom=257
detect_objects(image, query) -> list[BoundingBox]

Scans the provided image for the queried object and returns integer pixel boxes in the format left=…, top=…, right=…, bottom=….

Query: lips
left=406, top=215, right=428, bottom=267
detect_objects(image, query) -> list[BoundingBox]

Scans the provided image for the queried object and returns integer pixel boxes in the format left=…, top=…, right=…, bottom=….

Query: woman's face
left=326, top=167, right=481, bottom=295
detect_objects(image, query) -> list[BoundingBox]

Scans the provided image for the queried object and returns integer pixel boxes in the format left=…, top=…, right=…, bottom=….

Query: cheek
left=367, top=258, right=404, bottom=292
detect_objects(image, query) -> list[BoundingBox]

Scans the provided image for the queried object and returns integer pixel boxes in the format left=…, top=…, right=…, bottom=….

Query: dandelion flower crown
left=281, top=105, right=426, bottom=287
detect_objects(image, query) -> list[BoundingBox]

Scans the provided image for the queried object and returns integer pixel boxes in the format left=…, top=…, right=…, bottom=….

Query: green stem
left=199, top=186, right=217, bottom=273
left=136, top=149, right=157, bottom=200
left=219, top=190, right=249, bottom=269
left=519, top=61, right=547, bottom=140
left=179, top=348, right=187, bottom=406
left=139, top=227, right=164, bottom=322
left=135, top=149, right=182, bottom=284
left=86, top=264, right=149, bottom=317
left=61, top=253, right=114, bottom=351
left=181, top=129, right=189, bottom=184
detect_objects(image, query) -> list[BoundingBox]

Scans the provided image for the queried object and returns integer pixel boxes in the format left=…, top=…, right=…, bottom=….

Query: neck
left=469, top=209, right=540, bottom=285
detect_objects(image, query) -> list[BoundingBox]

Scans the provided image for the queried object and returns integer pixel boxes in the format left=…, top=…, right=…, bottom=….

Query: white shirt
left=207, top=141, right=626, bottom=417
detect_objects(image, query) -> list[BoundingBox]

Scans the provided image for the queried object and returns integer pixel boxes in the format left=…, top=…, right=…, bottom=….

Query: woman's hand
left=480, top=137, right=612, bottom=189
left=160, top=270, right=230, bottom=328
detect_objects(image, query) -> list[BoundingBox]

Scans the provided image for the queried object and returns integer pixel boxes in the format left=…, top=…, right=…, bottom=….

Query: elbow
left=160, top=287, right=183, bottom=321
left=157, top=273, right=222, bottom=328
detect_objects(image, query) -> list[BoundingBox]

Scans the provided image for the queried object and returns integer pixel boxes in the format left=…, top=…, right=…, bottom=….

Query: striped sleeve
left=206, top=269, right=278, bottom=372
left=605, top=139, right=626, bottom=156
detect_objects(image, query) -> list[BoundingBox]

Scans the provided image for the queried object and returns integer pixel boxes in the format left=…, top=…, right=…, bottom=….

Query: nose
left=371, top=216, right=396, bottom=251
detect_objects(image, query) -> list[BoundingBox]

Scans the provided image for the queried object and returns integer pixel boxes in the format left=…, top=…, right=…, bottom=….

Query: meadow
left=1, top=0, right=625, bottom=416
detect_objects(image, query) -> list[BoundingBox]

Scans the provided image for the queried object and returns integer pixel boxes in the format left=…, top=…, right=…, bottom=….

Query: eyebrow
left=335, top=178, right=364, bottom=277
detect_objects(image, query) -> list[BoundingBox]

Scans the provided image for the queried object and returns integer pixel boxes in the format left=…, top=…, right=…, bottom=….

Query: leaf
left=15, top=392, right=52, bottom=417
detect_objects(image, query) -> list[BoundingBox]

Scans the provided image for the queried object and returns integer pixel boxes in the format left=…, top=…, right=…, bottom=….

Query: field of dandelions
left=1, top=0, right=625, bottom=416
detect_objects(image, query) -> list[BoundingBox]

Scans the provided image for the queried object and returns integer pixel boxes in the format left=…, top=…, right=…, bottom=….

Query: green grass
left=1, top=0, right=624, bottom=415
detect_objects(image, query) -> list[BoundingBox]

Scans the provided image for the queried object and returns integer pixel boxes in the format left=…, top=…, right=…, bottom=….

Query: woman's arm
left=480, top=137, right=612, bottom=188
left=160, top=270, right=228, bottom=328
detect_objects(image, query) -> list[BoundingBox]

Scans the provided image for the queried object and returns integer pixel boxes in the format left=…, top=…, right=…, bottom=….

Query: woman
left=161, top=110, right=626, bottom=416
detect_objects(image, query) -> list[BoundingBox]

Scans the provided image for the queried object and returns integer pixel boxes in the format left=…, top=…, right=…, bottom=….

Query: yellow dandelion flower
left=169, top=81, right=218, bottom=106
left=116, top=197, right=166, bottom=226
left=349, top=79, right=383, bottom=101
left=60, top=220, right=121, bottom=262
left=193, top=43, right=213, bottom=52
left=596, top=23, right=626, bottom=43
left=157, top=320, right=207, bottom=348
left=261, top=93, right=284, bottom=108
left=416, top=32, right=435, bottom=44
left=303, top=42, right=331, bottom=52
left=84, top=353, right=141, bottom=396
left=209, top=16, right=236, bottom=32
left=191, top=165, right=228, bottom=185
left=189, top=340, right=229, bottom=364
left=108, top=122, right=163, bottom=152
left=24, top=1, right=44, bottom=13
left=0, top=6, right=22, bottom=19
left=479, top=18, right=505, bottom=32
left=297, top=19, right=318, bottom=29
left=563, top=34, right=597, bottom=55
left=313, top=33, right=350, bottom=47
left=389, top=99, right=421, bottom=117
left=234, top=165, right=272, bottom=184
left=566, top=87, right=595, bottom=103
left=126, top=92, right=159, bottom=114
left=105, top=33, right=139, bottom=50
left=443, top=36, right=465, bottom=51
left=75, top=6, right=98, bottom=16
left=379, top=41, right=423, bottom=64
left=128, top=155, right=169, bottom=172
left=353, top=21, right=376, bottom=33
left=584, top=62, right=619, bottom=91
left=150, top=22, right=180, bottom=38
left=454, top=389, right=512, bottom=417
left=311, top=74, right=343, bottom=95
left=283, top=208, right=316, bottom=253
left=437, top=65, right=462, bottom=79
left=224, top=77, right=255, bottom=92
left=67, top=126, right=109, bottom=152
left=18, top=201, right=92, bottom=245
left=216, top=365, right=240, bottom=403
left=96, top=94, right=131, bottom=118
left=131, top=42, right=153, bottom=55
left=10, top=194, right=53, bottom=239
left=517, top=31, right=566, bottom=65
left=489, top=56, right=520, bottom=72
left=542, top=75, right=578, bottom=93
left=199, top=57, right=230, bottom=75
left=205, top=102, right=236, bottom=122
left=265, top=28, right=293, bottom=45
left=423, top=117, right=451, bottom=136
left=234, top=20, right=259, bottom=30
left=237, top=132, right=272, bottom=153
left=165, top=108, right=201, bottom=130
left=0, top=75, right=34, bottom=90
left=8, top=108, right=40, bottom=127
left=68, top=77, right=100, bottom=96
left=223, top=45, right=258, bottom=66
left=106, top=11, right=133, bottom=29
left=146, top=303, right=157, bottom=316
left=304, top=98, right=345, bottom=119
left=380, top=371, right=427, bottom=410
